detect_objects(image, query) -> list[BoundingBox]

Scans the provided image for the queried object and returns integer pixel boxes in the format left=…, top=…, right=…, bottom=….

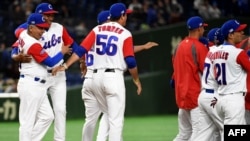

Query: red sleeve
left=196, top=41, right=209, bottom=72
left=12, top=40, right=18, bottom=47
left=62, top=27, right=73, bottom=46
left=123, top=37, right=134, bottom=57
left=27, top=43, right=49, bottom=63
left=15, top=28, right=25, bottom=38
left=237, top=51, right=250, bottom=72
left=80, top=30, right=95, bottom=51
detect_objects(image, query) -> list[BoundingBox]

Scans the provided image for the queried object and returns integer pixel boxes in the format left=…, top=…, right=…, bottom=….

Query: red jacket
left=173, top=37, right=208, bottom=109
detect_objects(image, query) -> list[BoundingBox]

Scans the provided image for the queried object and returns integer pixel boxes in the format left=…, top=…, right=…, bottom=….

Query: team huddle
left=12, top=2, right=158, bottom=141
left=172, top=16, right=250, bottom=140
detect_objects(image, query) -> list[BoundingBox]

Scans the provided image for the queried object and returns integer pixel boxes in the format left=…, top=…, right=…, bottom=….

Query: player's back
left=202, top=45, right=218, bottom=90
left=211, top=44, right=246, bottom=94
left=92, top=21, right=131, bottom=71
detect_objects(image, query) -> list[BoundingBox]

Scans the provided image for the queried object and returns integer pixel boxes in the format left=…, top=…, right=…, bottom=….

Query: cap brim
left=235, top=24, right=247, bottom=32
left=126, top=9, right=133, bottom=14
left=36, top=23, right=50, bottom=28
left=203, top=23, right=208, bottom=27
left=43, top=10, right=58, bottom=14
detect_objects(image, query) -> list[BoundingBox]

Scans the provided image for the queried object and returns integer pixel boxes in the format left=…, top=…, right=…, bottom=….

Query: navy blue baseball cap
left=199, top=37, right=209, bottom=48
left=97, top=10, right=110, bottom=24
left=109, top=3, right=132, bottom=18
left=207, top=28, right=224, bottom=44
left=187, top=16, right=208, bottom=30
left=35, top=3, right=58, bottom=14
left=221, top=19, right=247, bottom=37
left=27, top=13, right=49, bottom=28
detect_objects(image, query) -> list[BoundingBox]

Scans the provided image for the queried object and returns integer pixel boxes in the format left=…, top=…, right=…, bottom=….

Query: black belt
left=93, top=69, right=115, bottom=73
left=205, top=89, right=214, bottom=94
left=20, top=74, right=46, bottom=83
left=47, top=69, right=52, bottom=73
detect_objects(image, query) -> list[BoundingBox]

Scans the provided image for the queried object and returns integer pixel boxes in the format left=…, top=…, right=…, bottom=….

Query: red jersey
left=173, top=37, right=208, bottom=109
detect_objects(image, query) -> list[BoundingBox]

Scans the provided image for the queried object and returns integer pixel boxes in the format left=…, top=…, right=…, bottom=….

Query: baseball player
left=17, top=13, right=69, bottom=141
left=80, top=10, right=158, bottom=141
left=236, top=37, right=250, bottom=125
left=193, top=28, right=224, bottom=141
left=213, top=19, right=249, bottom=127
left=53, top=3, right=142, bottom=141
left=12, top=3, right=77, bottom=141
left=172, top=16, right=208, bottom=141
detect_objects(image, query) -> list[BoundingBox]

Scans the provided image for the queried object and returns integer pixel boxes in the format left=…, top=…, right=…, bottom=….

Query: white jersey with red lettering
left=17, top=30, right=54, bottom=141
left=82, top=21, right=133, bottom=71
left=80, top=21, right=135, bottom=141
left=212, top=44, right=247, bottom=94
left=193, top=45, right=223, bottom=141
left=212, top=44, right=246, bottom=125
left=18, top=31, right=48, bottom=77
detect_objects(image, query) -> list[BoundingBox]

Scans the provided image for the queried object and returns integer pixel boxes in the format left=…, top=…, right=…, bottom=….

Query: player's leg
left=32, top=93, right=54, bottom=141
left=189, top=106, right=200, bottom=141
left=173, top=109, right=192, bottom=141
left=245, top=109, right=250, bottom=124
left=193, top=93, right=221, bottom=141
left=48, top=71, right=67, bottom=141
left=81, top=78, right=102, bottom=141
left=103, top=71, right=126, bottom=141
left=222, top=93, right=246, bottom=124
left=17, top=80, right=49, bottom=141
left=96, top=113, right=109, bottom=141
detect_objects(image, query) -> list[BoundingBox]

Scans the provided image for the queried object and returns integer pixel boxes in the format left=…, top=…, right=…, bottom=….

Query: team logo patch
left=42, top=17, right=45, bottom=22
left=40, top=49, right=46, bottom=55
left=48, top=4, right=52, bottom=9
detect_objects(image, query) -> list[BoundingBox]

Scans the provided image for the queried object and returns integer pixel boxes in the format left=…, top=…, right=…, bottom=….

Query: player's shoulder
left=50, top=22, right=63, bottom=28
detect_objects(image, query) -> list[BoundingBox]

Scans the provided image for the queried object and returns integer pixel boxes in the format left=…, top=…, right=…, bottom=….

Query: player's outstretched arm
left=134, top=41, right=159, bottom=53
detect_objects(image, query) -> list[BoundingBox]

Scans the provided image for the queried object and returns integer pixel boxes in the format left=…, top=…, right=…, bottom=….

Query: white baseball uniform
left=17, top=30, right=54, bottom=141
left=80, top=21, right=135, bottom=141
left=14, top=22, right=74, bottom=141
left=81, top=48, right=103, bottom=141
left=40, top=22, right=73, bottom=141
left=193, top=46, right=223, bottom=141
left=212, top=44, right=247, bottom=126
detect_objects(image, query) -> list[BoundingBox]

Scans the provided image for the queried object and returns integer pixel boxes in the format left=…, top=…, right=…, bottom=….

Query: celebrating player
left=172, top=16, right=208, bottom=141
left=193, top=28, right=224, bottom=141
left=53, top=2, right=142, bottom=141
left=11, top=3, right=78, bottom=141
left=80, top=10, right=158, bottom=141
left=17, top=13, right=69, bottom=141
left=214, top=19, right=249, bottom=130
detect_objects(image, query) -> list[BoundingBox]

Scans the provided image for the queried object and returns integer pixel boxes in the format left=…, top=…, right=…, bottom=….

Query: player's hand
left=61, top=44, right=72, bottom=55
left=52, top=65, right=65, bottom=76
left=210, top=97, right=218, bottom=108
left=79, top=59, right=87, bottom=78
left=12, top=50, right=32, bottom=63
left=143, top=42, right=159, bottom=50
left=133, top=78, right=142, bottom=95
